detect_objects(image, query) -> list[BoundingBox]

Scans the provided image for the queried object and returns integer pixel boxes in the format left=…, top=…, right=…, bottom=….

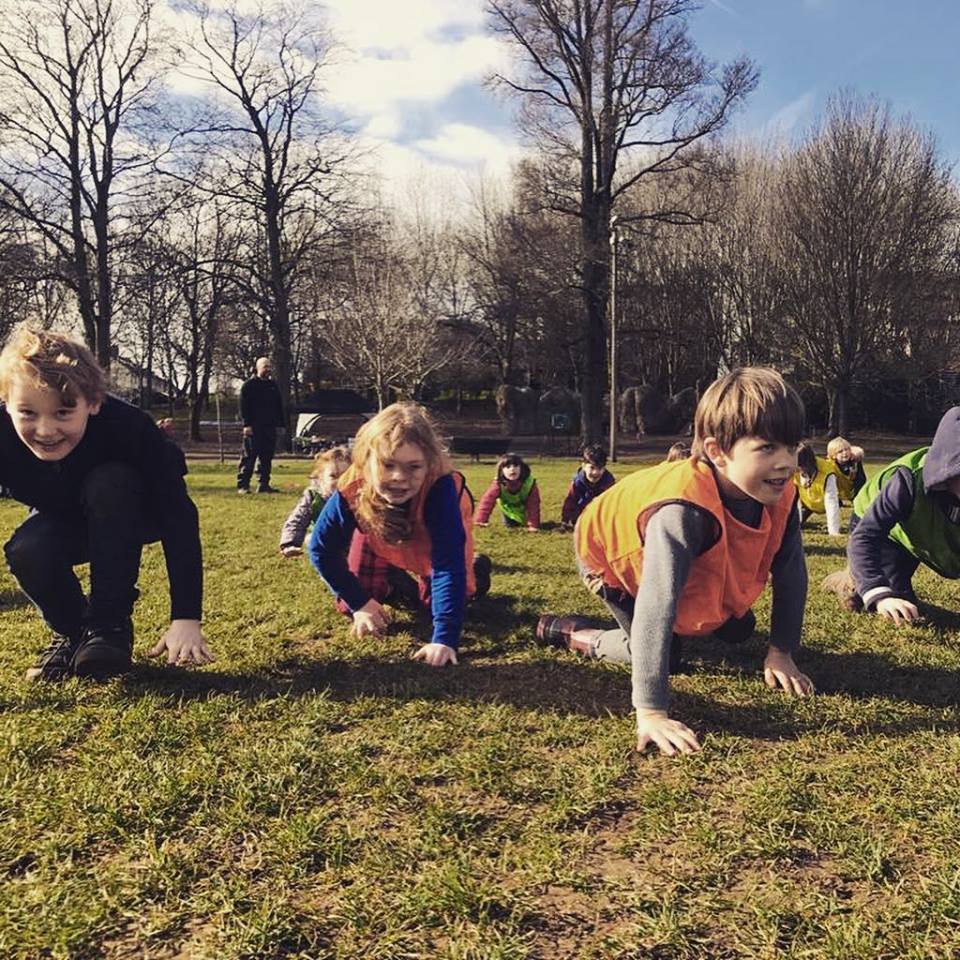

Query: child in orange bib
left=538, top=368, right=814, bottom=756
left=308, top=403, right=491, bottom=667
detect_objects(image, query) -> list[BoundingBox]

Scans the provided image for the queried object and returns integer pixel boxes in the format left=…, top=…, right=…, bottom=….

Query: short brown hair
left=0, top=326, right=107, bottom=405
left=692, top=367, right=804, bottom=459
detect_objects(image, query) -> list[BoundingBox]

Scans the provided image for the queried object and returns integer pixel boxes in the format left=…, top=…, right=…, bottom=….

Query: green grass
left=2, top=456, right=960, bottom=959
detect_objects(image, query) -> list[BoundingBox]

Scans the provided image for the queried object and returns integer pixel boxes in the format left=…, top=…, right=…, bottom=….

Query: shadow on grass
left=0, top=588, right=30, bottom=608
left=121, top=634, right=960, bottom=741
left=803, top=543, right=848, bottom=559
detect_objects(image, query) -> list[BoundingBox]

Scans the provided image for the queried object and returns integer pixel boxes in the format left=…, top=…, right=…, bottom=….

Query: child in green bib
left=475, top=453, right=541, bottom=531
left=823, top=406, right=960, bottom=623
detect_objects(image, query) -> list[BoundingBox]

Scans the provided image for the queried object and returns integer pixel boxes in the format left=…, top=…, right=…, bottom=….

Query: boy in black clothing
left=0, top=327, right=213, bottom=680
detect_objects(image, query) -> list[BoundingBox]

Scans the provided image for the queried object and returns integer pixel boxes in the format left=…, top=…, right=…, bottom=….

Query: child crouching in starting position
left=475, top=453, right=540, bottom=531
left=794, top=442, right=843, bottom=535
left=0, top=326, right=213, bottom=680
left=280, top=446, right=350, bottom=557
left=826, top=436, right=866, bottom=504
left=308, top=403, right=491, bottom=667
left=823, top=406, right=960, bottom=623
left=537, top=367, right=814, bottom=755
left=560, top=444, right=616, bottom=531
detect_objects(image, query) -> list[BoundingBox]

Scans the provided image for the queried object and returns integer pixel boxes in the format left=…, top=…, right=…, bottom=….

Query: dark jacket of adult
left=240, top=377, right=284, bottom=430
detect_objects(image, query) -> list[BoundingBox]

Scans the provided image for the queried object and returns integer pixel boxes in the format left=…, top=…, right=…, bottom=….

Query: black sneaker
left=72, top=620, right=134, bottom=680
left=472, top=554, right=492, bottom=600
left=257, top=485, right=280, bottom=494
left=25, top=630, right=84, bottom=682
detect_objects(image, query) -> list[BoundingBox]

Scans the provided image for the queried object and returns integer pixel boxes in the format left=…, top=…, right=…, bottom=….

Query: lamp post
left=608, top=216, right=619, bottom=463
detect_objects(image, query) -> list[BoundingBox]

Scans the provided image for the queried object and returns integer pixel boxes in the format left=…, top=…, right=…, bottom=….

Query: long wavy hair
left=346, top=402, right=451, bottom=541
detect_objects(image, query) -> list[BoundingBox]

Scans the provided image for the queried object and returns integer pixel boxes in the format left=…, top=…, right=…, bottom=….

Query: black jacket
left=0, top=395, right=202, bottom=620
left=239, top=377, right=284, bottom=430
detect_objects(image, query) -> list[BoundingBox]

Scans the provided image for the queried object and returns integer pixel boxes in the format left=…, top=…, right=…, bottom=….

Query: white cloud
left=414, top=123, right=520, bottom=168
left=157, top=0, right=522, bottom=204
left=324, top=0, right=485, bottom=52
left=325, top=34, right=505, bottom=115
left=766, top=91, right=817, bottom=138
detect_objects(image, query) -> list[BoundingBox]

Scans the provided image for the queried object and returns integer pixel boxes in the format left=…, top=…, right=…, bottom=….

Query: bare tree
left=323, top=228, right=469, bottom=410
left=778, top=93, right=956, bottom=434
left=487, top=0, right=756, bottom=441
left=179, top=0, right=354, bottom=431
left=0, top=0, right=167, bottom=368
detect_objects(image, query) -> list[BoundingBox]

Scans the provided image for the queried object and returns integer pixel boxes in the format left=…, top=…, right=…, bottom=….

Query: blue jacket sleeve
left=848, top=467, right=916, bottom=607
left=307, top=491, right=369, bottom=612
left=424, top=475, right=467, bottom=649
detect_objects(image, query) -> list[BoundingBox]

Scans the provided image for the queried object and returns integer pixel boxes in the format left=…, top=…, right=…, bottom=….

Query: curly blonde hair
left=0, top=325, right=106, bottom=405
left=346, top=402, right=451, bottom=539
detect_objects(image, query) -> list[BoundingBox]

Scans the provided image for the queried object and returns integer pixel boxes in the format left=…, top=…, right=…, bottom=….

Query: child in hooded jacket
left=825, top=407, right=960, bottom=624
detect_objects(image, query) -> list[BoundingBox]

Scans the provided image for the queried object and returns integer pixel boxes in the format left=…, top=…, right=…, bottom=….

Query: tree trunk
left=828, top=383, right=850, bottom=437
left=580, top=203, right=609, bottom=445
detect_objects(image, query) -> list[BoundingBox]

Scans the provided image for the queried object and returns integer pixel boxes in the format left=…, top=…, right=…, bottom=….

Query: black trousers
left=236, top=429, right=276, bottom=490
left=3, top=463, right=157, bottom=636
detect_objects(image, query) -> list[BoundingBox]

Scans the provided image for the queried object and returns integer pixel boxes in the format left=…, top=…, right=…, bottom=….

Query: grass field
left=2, top=456, right=960, bottom=959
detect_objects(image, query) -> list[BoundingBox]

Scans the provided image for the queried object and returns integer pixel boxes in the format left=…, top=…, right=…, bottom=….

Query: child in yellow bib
left=794, top=442, right=843, bottom=535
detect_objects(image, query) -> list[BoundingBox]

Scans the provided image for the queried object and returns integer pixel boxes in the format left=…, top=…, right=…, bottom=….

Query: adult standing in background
left=237, top=357, right=285, bottom=495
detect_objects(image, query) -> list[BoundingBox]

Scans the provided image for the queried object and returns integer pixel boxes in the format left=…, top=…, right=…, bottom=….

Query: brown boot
left=821, top=568, right=863, bottom=613
left=535, top=614, right=596, bottom=652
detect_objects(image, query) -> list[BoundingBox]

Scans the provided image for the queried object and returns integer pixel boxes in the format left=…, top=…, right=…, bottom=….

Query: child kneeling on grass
left=0, top=326, right=213, bottom=681
left=826, top=435, right=867, bottom=504
left=538, top=367, right=814, bottom=756
left=279, top=446, right=350, bottom=557
left=794, top=442, right=843, bottom=536
left=474, top=453, right=540, bottom=531
left=823, top=407, right=960, bottom=624
left=560, top=443, right=616, bottom=531
left=308, top=402, right=491, bottom=667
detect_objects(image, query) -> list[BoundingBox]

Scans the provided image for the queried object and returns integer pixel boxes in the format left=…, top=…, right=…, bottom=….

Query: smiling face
left=705, top=434, right=799, bottom=505
left=6, top=376, right=101, bottom=462
left=583, top=461, right=605, bottom=484
left=371, top=442, right=427, bottom=505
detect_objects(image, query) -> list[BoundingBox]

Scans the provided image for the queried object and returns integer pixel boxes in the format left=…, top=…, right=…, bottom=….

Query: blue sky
left=165, top=0, right=958, bottom=201
left=692, top=0, right=959, bottom=164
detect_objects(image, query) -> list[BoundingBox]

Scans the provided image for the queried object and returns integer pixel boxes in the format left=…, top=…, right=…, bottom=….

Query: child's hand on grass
left=148, top=619, right=215, bottom=666
left=875, top=596, right=922, bottom=624
left=412, top=642, right=458, bottom=667
left=763, top=648, right=814, bottom=696
left=280, top=546, right=303, bottom=558
left=525, top=526, right=539, bottom=533
left=636, top=708, right=701, bottom=756
left=352, top=599, right=391, bottom=637
left=475, top=521, right=489, bottom=527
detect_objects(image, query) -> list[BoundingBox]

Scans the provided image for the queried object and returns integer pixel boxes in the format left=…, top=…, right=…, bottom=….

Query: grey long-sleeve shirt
left=630, top=496, right=806, bottom=711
